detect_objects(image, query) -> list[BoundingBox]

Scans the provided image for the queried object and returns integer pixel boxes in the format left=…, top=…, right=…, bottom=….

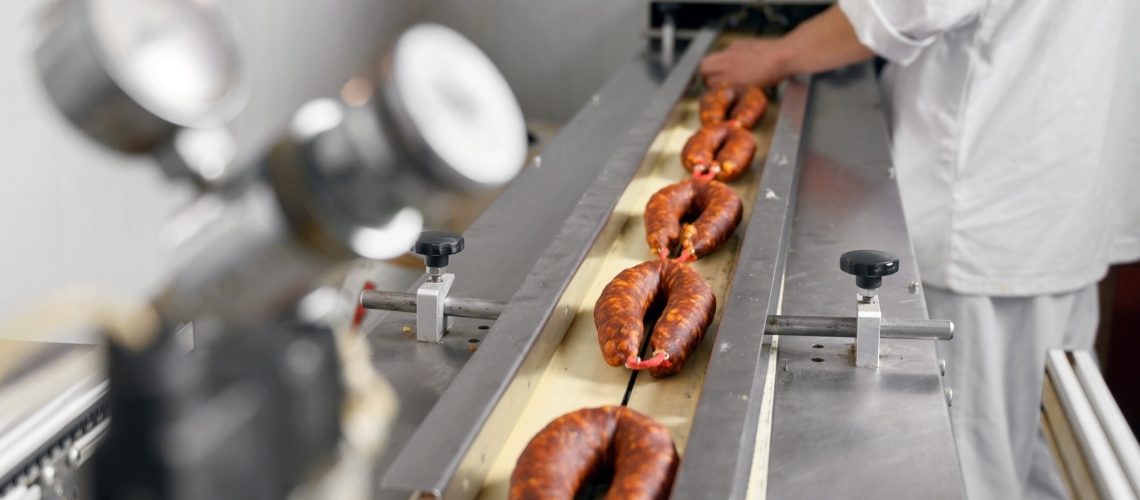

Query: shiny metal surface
left=1072, top=351, right=1140, bottom=495
left=670, top=74, right=811, bottom=500
left=34, top=0, right=247, bottom=153
left=365, top=37, right=708, bottom=496
left=378, top=24, right=527, bottom=191
left=1047, top=350, right=1135, bottom=499
left=377, top=30, right=718, bottom=500
left=360, top=290, right=505, bottom=320
left=416, top=274, right=454, bottom=342
left=0, top=341, right=106, bottom=495
left=269, top=96, right=425, bottom=260
left=767, top=63, right=964, bottom=498
left=855, top=295, right=881, bottom=368
left=765, top=315, right=953, bottom=340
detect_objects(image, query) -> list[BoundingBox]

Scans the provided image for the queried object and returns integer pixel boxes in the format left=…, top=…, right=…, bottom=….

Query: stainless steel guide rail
left=674, top=63, right=963, bottom=498
left=669, top=73, right=811, bottom=500
left=377, top=29, right=720, bottom=499
left=766, top=63, right=963, bottom=498
left=373, top=54, right=963, bottom=500
left=364, top=32, right=716, bottom=493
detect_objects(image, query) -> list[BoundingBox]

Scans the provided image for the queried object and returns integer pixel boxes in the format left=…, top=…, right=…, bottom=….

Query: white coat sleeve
left=838, top=0, right=986, bottom=65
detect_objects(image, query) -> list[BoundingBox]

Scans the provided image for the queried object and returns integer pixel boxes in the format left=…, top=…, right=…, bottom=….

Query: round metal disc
left=382, top=23, right=527, bottom=189
left=86, top=0, right=245, bottom=127
left=35, top=0, right=248, bottom=152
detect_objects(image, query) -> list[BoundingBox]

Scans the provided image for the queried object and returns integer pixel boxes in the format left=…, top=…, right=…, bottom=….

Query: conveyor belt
left=477, top=96, right=778, bottom=498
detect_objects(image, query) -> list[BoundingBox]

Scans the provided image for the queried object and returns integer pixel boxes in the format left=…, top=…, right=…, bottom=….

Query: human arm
left=700, top=0, right=987, bottom=88
left=700, top=6, right=873, bottom=88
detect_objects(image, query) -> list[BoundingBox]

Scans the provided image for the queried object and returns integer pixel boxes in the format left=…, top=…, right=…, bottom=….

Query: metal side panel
left=378, top=29, right=719, bottom=500
left=364, top=37, right=708, bottom=486
left=767, top=63, right=964, bottom=499
left=669, top=75, right=810, bottom=499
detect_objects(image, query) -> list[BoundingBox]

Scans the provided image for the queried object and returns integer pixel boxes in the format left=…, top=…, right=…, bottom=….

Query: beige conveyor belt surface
left=477, top=95, right=779, bottom=498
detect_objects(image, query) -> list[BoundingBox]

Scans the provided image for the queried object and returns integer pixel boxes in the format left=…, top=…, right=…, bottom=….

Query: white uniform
left=836, top=0, right=1140, bottom=497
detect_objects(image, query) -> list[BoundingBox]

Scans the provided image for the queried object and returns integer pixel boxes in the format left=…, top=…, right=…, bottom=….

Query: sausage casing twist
left=509, top=406, right=679, bottom=500
left=594, top=260, right=716, bottom=377
left=645, top=179, right=743, bottom=259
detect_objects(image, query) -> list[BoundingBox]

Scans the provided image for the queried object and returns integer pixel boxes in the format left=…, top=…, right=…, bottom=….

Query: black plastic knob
left=840, top=250, right=900, bottom=290
left=413, top=231, right=464, bottom=268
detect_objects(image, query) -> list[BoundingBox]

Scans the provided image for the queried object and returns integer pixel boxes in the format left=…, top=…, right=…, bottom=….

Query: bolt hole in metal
left=810, top=357, right=824, bottom=363
left=477, top=325, right=490, bottom=330
left=468, top=338, right=480, bottom=344
left=811, top=344, right=824, bottom=349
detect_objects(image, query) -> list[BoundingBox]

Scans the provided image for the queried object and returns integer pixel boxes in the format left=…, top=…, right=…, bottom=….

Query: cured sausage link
left=729, top=86, right=768, bottom=129
left=509, top=407, right=618, bottom=500
left=699, top=85, right=738, bottom=126
left=646, top=261, right=715, bottom=378
left=607, top=407, right=680, bottom=499
left=713, top=126, right=757, bottom=183
left=644, top=182, right=693, bottom=260
left=681, top=180, right=743, bottom=259
left=510, top=406, right=679, bottom=500
left=594, top=260, right=715, bottom=378
left=594, top=261, right=662, bottom=368
left=645, top=180, right=743, bottom=261
left=681, top=123, right=729, bottom=177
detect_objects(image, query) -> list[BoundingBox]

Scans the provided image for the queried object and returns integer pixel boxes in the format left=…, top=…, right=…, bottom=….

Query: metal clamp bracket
left=855, top=292, right=882, bottom=368
left=416, top=274, right=455, bottom=342
left=762, top=250, right=954, bottom=369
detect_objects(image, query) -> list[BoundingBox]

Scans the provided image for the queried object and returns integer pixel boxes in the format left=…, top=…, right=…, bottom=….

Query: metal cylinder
left=359, top=290, right=505, bottom=321
left=34, top=0, right=248, bottom=154
left=661, top=15, right=675, bottom=67
left=765, top=315, right=954, bottom=341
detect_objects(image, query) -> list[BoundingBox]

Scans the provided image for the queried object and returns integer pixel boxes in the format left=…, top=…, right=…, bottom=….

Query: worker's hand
left=700, top=38, right=789, bottom=88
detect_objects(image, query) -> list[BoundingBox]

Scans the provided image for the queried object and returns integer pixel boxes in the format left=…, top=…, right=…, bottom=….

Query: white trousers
left=926, top=284, right=1099, bottom=500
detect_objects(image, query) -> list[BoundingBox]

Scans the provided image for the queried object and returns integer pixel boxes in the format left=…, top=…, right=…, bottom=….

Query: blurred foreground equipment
left=2, top=1, right=525, bottom=499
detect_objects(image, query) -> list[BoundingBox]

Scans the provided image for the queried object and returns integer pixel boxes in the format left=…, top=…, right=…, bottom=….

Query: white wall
left=421, top=0, right=645, bottom=121
left=0, top=0, right=643, bottom=334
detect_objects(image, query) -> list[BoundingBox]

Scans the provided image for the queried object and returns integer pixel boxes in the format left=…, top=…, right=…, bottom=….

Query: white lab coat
left=839, top=0, right=1140, bottom=296
left=836, top=0, right=1140, bottom=498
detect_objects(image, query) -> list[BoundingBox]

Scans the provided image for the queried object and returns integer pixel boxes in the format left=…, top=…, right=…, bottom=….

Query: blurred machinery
left=2, top=0, right=525, bottom=499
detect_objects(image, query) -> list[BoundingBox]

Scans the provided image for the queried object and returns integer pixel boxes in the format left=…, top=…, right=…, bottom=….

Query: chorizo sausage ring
left=699, top=85, right=767, bottom=129
left=645, top=179, right=743, bottom=262
left=681, top=124, right=756, bottom=183
left=594, top=259, right=715, bottom=378
left=728, top=86, right=769, bottom=129
left=699, top=85, right=737, bottom=126
left=680, top=123, right=728, bottom=177
left=510, top=406, right=679, bottom=500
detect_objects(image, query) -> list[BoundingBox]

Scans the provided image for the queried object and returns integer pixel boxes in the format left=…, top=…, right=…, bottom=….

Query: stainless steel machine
left=358, top=12, right=964, bottom=500
left=3, top=1, right=971, bottom=499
